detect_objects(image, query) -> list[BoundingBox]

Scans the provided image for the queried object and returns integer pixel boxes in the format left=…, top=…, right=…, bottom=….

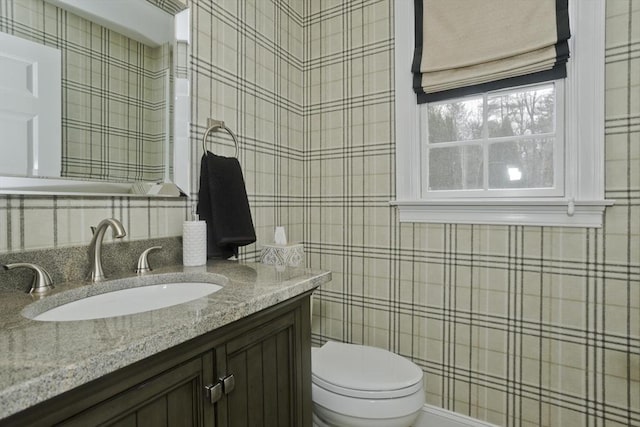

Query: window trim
left=391, top=0, right=613, bottom=227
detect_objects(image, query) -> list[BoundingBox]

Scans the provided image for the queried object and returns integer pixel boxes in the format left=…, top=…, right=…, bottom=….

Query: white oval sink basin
left=33, top=282, right=222, bottom=321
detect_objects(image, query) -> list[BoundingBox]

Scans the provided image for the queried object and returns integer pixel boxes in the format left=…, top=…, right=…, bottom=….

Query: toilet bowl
left=311, top=341, right=424, bottom=427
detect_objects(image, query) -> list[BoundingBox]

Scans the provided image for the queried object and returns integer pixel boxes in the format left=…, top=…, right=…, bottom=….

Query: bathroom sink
left=32, top=282, right=223, bottom=321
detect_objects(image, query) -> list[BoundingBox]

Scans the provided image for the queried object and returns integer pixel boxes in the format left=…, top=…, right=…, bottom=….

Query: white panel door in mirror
left=0, top=32, right=61, bottom=177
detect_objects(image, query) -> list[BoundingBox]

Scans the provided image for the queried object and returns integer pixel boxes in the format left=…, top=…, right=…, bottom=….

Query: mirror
left=0, top=0, right=190, bottom=196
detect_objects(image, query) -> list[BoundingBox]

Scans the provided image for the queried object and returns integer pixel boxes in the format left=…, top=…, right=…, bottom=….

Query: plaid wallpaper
left=187, top=0, right=305, bottom=258
left=0, top=0, right=169, bottom=182
left=305, top=1, right=639, bottom=427
left=0, top=1, right=638, bottom=426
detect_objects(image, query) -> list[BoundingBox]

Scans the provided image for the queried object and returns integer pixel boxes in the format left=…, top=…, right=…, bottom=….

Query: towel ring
left=202, top=118, right=239, bottom=158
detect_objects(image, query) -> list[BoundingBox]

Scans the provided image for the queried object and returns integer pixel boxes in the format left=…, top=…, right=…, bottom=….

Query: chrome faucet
left=89, top=218, right=127, bottom=282
left=2, top=263, right=55, bottom=295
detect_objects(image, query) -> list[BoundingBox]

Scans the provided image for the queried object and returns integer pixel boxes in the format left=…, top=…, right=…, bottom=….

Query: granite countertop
left=0, top=260, right=331, bottom=420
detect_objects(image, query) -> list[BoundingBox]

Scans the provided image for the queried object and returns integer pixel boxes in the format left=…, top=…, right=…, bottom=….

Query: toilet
left=311, top=341, right=425, bottom=427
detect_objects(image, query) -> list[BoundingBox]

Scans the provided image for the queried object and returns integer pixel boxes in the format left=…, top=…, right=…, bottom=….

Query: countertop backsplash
left=0, top=237, right=182, bottom=292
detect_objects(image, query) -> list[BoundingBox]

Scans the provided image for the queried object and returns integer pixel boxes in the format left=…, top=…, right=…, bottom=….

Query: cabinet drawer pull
left=222, top=374, right=235, bottom=394
left=205, top=382, right=223, bottom=404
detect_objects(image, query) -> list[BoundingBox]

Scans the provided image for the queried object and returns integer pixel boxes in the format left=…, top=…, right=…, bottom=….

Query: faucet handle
left=135, top=246, right=162, bottom=275
left=2, top=263, right=55, bottom=295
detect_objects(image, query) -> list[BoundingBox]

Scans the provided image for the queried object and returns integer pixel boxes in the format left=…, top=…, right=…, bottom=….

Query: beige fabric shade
left=412, top=0, right=570, bottom=103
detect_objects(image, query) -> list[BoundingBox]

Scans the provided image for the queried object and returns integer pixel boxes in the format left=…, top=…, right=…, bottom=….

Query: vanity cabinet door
left=214, top=303, right=312, bottom=427
left=59, top=353, right=212, bottom=427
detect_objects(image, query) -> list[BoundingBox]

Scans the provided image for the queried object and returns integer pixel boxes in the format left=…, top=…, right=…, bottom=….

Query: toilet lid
left=312, top=342, right=423, bottom=399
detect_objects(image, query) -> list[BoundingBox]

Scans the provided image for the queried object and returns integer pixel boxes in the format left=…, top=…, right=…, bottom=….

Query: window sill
left=389, top=199, right=614, bottom=227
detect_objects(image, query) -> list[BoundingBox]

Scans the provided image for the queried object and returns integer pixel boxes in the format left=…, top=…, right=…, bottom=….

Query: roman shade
left=412, top=0, right=570, bottom=103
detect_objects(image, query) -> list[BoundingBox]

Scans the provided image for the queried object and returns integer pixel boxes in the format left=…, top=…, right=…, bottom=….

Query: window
left=423, top=82, right=563, bottom=198
left=392, top=0, right=612, bottom=227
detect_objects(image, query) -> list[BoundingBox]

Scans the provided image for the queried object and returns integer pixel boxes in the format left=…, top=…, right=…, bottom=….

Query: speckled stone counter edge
left=0, top=261, right=331, bottom=419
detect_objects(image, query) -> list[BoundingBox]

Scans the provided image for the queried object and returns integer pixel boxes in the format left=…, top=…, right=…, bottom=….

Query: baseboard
left=413, top=404, right=499, bottom=427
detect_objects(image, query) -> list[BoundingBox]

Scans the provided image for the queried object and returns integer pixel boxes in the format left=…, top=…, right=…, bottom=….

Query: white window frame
left=422, top=81, right=564, bottom=199
left=391, top=0, right=613, bottom=227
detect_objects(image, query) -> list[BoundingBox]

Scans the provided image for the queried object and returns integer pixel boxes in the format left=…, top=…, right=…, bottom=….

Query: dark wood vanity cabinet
left=59, top=354, right=211, bottom=427
left=3, top=293, right=313, bottom=427
left=214, top=304, right=307, bottom=427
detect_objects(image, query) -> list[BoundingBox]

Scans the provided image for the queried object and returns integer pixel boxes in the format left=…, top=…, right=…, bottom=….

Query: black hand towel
left=197, top=151, right=256, bottom=259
